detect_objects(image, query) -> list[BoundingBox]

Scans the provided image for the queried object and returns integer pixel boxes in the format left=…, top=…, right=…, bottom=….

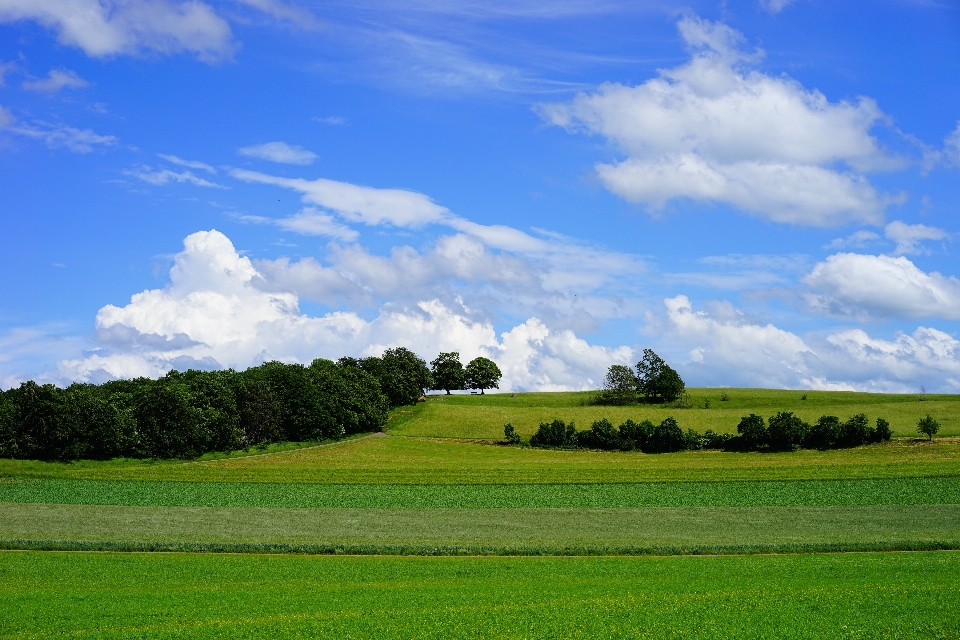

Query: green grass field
left=2, top=551, right=959, bottom=638
left=393, top=388, right=960, bottom=439
left=2, top=388, right=959, bottom=636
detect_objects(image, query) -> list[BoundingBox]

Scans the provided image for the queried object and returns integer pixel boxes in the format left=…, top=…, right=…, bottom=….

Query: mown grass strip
left=3, top=538, right=960, bottom=556
left=4, top=503, right=959, bottom=549
left=3, top=477, right=960, bottom=508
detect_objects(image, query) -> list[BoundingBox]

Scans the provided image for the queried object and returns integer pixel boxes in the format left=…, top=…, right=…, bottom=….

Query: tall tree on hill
left=635, top=349, right=685, bottom=404
left=465, top=357, right=502, bottom=394
left=430, top=352, right=465, bottom=395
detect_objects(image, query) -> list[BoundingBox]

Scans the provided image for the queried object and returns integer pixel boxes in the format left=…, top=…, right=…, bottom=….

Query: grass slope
left=2, top=436, right=960, bottom=484
left=394, top=388, right=960, bottom=439
left=2, top=551, right=959, bottom=638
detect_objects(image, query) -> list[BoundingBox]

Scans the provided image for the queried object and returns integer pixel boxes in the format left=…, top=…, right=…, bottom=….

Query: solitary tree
left=597, top=365, right=637, bottom=405
left=917, top=414, right=940, bottom=441
left=635, top=349, right=685, bottom=404
left=465, top=357, right=502, bottom=394
left=430, top=352, right=465, bottom=395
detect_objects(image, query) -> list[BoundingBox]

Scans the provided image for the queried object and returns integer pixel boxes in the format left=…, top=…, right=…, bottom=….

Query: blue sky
left=1, top=0, right=959, bottom=392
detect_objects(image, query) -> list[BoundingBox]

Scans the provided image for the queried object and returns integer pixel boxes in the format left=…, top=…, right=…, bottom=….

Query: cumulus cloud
left=55, top=229, right=634, bottom=390
left=884, top=220, right=949, bottom=256
left=803, top=253, right=960, bottom=320
left=538, top=14, right=898, bottom=226
left=826, top=230, right=881, bottom=251
left=0, top=0, right=234, bottom=61
left=663, top=295, right=960, bottom=392
left=231, top=169, right=451, bottom=227
left=125, top=166, right=226, bottom=188
left=238, top=142, right=318, bottom=165
left=22, top=68, right=88, bottom=93
left=157, top=153, right=216, bottom=173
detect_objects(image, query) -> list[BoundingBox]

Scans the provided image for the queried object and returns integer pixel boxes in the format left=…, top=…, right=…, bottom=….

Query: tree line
left=0, top=349, right=503, bottom=461
left=512, top=410, right=894, bottom=454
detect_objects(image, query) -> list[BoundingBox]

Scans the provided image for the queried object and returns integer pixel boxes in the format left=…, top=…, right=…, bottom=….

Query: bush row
left=515, top=411, right=893, bottom=453
left=0, top=348, right=434, bottom=461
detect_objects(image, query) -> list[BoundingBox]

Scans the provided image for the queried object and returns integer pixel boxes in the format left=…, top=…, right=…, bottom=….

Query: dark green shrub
left=873, top=418, right=892, bottom=442
left=503, top=423, right=521, bottom=445
left=618, top=419, right=653, bottom=451
left=840, top=413, right=870, bottom=447
left=702, top=430, right=735, bottom=450
left=529, top=420, right=578, bottom=448
left=593, top=365, right=637, bottom=406
left=578, top=418, right=620, bottom=450
left=736, top=414, right=767, bottom=451
left=635, top=349, right=685, bottom=404
left=767, top=411, right=808, bottom=451
left=685, top=429, right=703, bottom=450
left=806, top=415, right=841, bottom=450
left=645, top=417, right=685, bottom=453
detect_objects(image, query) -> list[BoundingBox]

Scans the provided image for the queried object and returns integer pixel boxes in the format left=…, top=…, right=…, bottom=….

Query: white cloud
left=54, top=229, right=634, bottom=391
left=312, top=116, right=348, bottom=125
left=0, top=0, right=234, bottom=61
left=664, top=294, right=960, bottom=392
left=0, top=104, right=12, bottom=128
left=803, top=253, right=960, bottom=320
left=240, top=208, right=359, bottom=241
left=7, top=119, right=117, bottom=153
left=157, top=153, right=216, bottom=173
left=884, top=220, right=949, bottom=255
left=231, top=169, right=451, bottom=227
left=126, top=166, right=226, bottom=188
left=238, top=142, right=318, bottom=165
left=758, top=0, right=798, bottom=14
left=233, top=0, right=320, bottom=28
left=942, top=122, right=960, bottom=167
left=826, top=230, right=881, bottom=250
left=538, top=14, right=897, bottom=226
left=22, top=68, right=88, bottom=93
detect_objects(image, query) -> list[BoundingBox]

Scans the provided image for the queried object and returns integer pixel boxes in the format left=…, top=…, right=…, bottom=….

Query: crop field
left=1, top=389, right=959, bottom=637
left=2, top=551, right=959, bottom=638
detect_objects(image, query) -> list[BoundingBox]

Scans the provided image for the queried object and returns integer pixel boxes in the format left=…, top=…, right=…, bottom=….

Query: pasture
left=1, top=388, right=959, bottom=637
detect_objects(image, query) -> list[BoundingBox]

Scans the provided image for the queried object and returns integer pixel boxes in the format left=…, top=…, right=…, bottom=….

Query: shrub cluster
left=0, top=347, right=435, bottom=461
left=517, top=411, right=893, bottom=454
left=523, top=417, right=692, bottom=453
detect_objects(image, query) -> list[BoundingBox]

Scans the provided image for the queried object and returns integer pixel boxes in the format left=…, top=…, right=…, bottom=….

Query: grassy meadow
left=2, top=388, right=959, bottom=636
left=2, top=551, right=959, bottom=638
left=390, top=388, right=960, bottom=439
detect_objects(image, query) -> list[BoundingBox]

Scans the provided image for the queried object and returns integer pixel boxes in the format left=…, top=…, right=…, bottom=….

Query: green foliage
left=464, top=357, right=502, bottom=394
left=648, top=417, right=686, bottom=453
left=529, top=419, right=578, bottom=448
left=875, top=417, right=893, bottom=442
left=918, top=414, right=940, bottom=440
left=617, top=419, right=653, bottom=451
left=635, top=349, right=685, bottom=404
left=593, top=365, right=637, bottom=405
left=430, top=352, right=465, bottom=395
left=737, top=414, right=768, bottom=450
left=503, top=423, right=521, bottom=445
left=361, top=347, right=433, bottom=407
left=806, top=415, right=842, bottom=450
left=767, top=411, right=808, bottom=451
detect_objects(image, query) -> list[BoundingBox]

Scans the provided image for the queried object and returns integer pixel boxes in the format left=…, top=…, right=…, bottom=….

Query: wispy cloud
left=126, top=166, right=227, bottom=188
left=238, top=141, right=318, bottom=165
left=22, top=68, right=88, bottom=93
left=158, top=153, right=217, bottom=174
left=4, top=115, right=117, bottom=153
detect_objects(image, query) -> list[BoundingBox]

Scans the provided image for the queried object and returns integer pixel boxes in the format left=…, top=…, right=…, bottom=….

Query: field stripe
left=2, top=503, right=959, bottom=551
left=2, top=477, right=960, bottom=508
